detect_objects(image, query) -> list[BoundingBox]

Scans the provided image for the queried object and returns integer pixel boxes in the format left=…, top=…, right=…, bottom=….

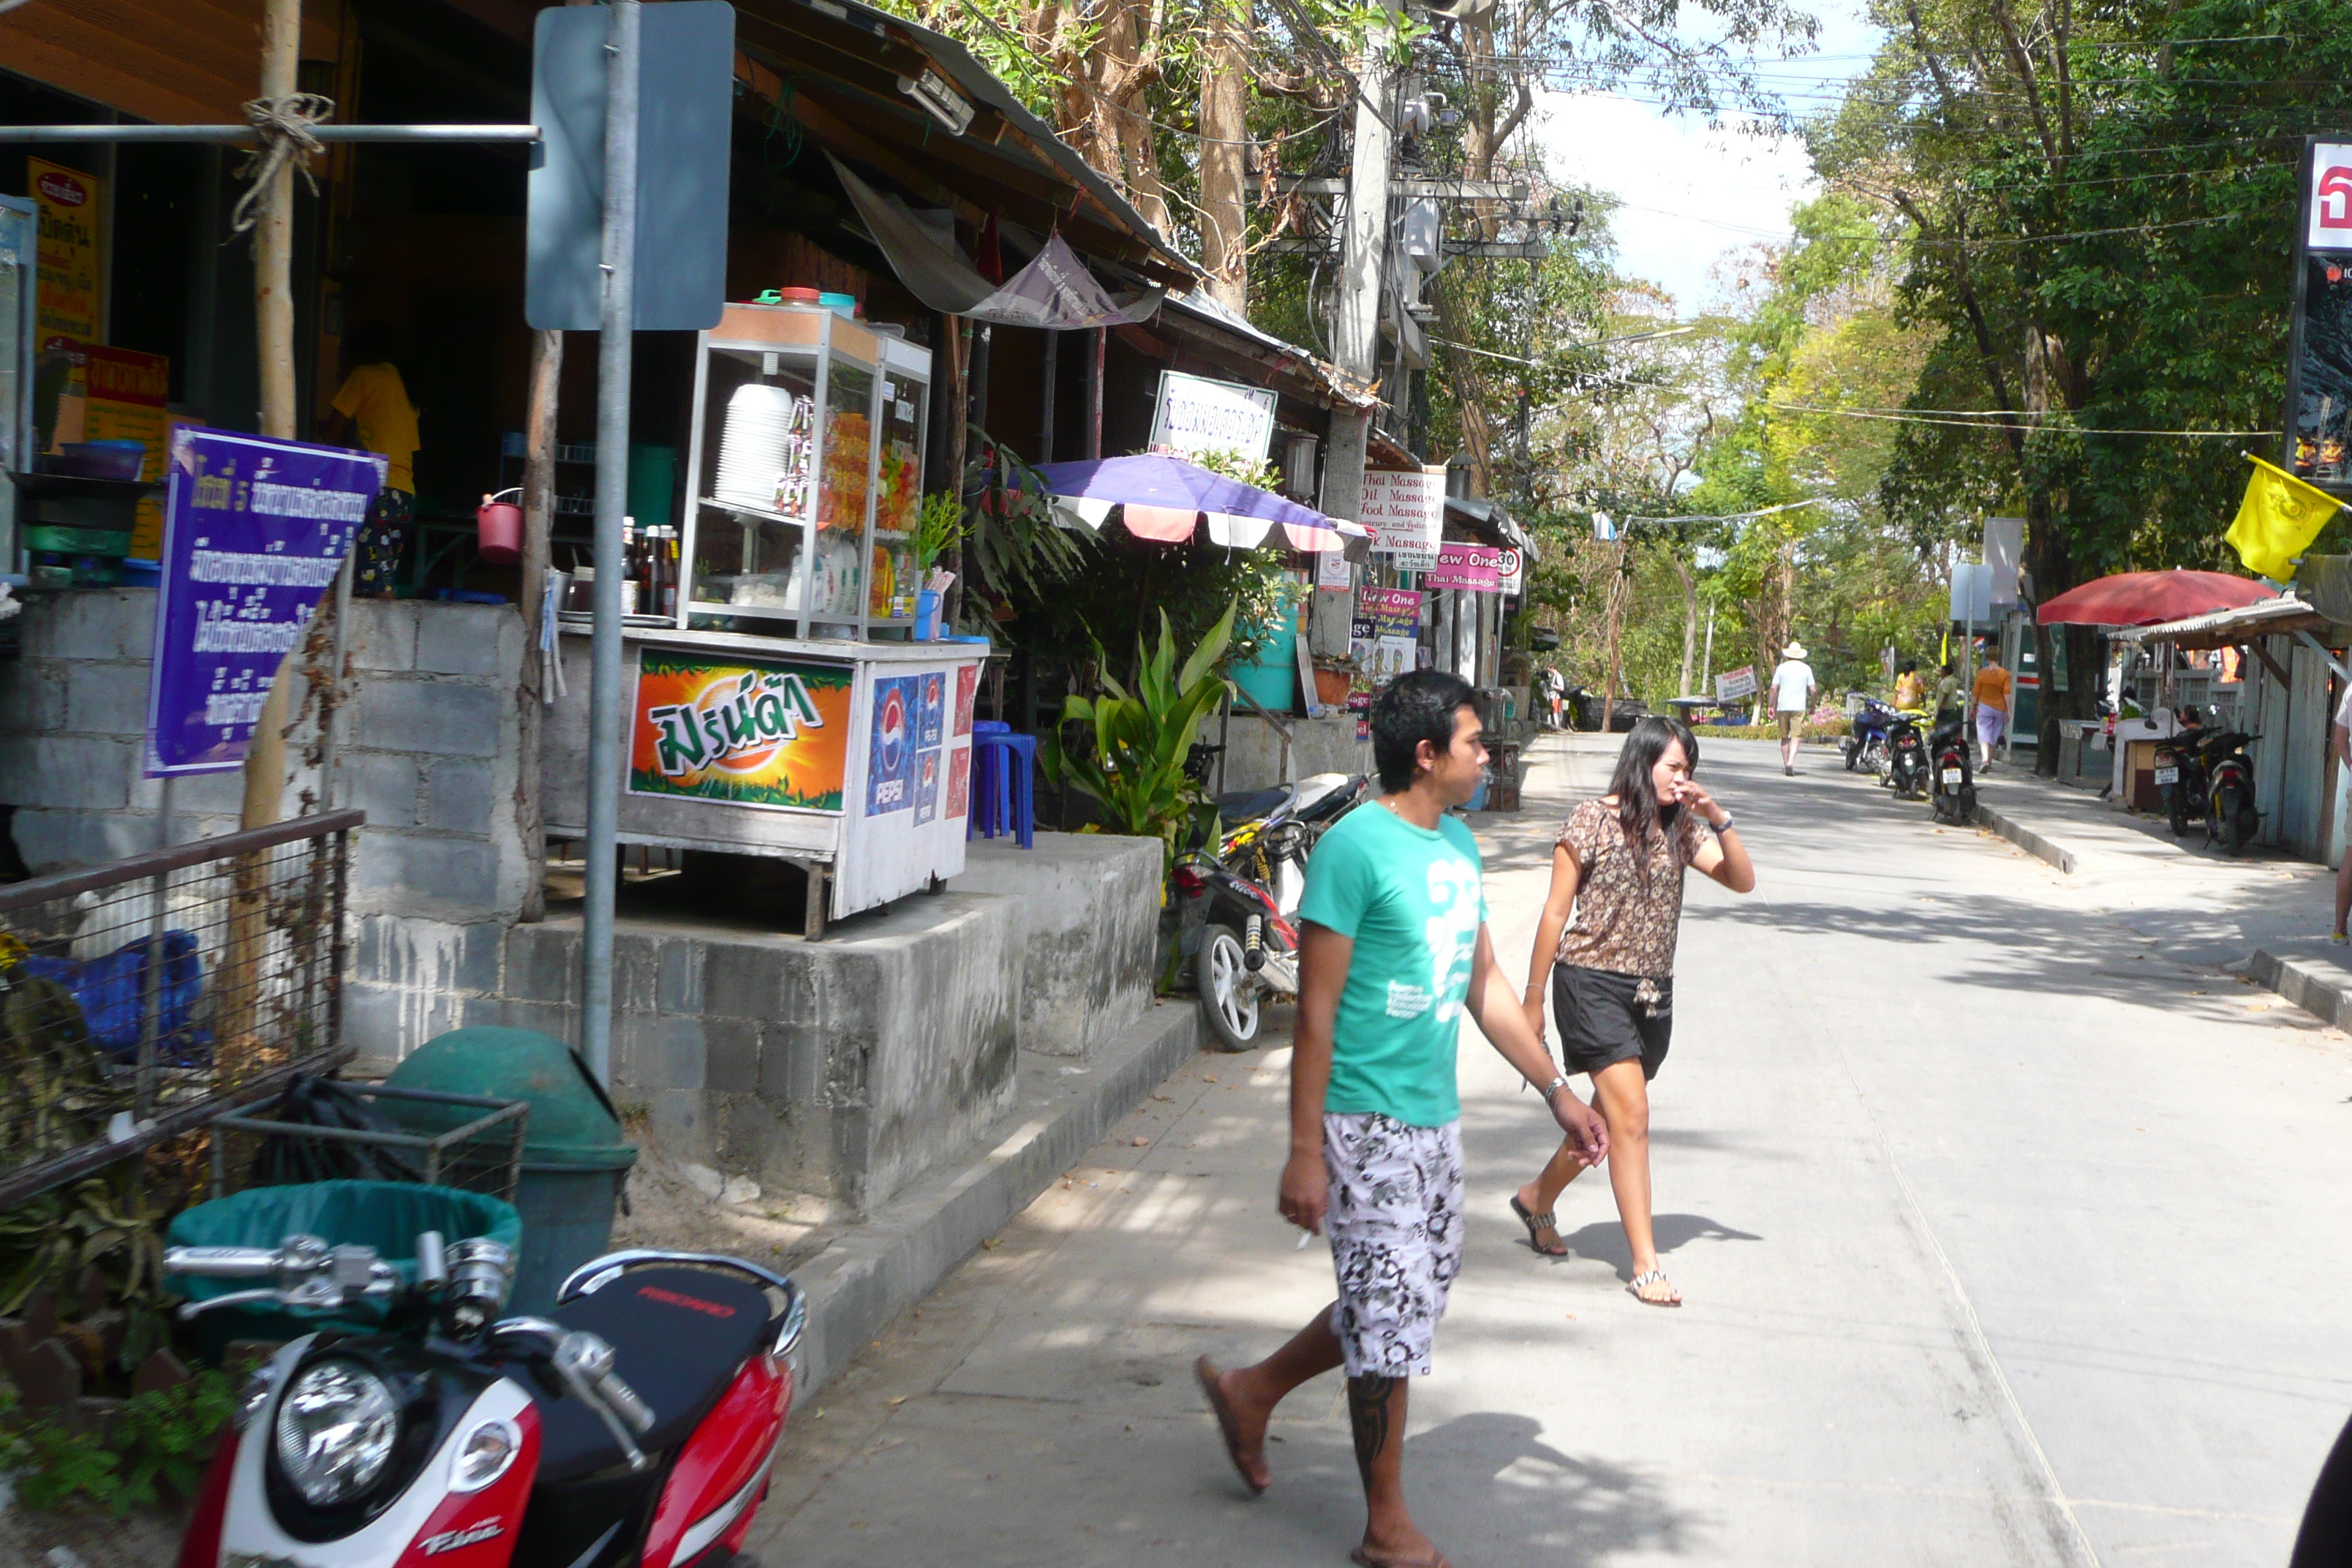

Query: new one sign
left=1425, top=542, right=1512, bottom=592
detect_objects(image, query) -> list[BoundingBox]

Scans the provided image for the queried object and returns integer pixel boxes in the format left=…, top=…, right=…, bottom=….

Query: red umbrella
left=2035, top=570, right=2277, bottom=627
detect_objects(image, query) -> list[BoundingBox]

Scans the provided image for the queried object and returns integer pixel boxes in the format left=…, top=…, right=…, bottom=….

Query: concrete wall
left=0, top=589, right=536, bottom=1066
left=950, top=833, right=1156, bottom=1057
left=412, top=896, right=1023, bottom=1217
left=1218, top=712, right=1369, bottom=795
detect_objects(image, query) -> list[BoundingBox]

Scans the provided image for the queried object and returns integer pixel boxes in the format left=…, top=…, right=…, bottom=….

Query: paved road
left=746, top=735, right=2352, bottom=1567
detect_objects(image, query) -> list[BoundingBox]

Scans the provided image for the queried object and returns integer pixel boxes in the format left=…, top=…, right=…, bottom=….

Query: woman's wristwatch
left=1710, top=811, right=1735, bottom=834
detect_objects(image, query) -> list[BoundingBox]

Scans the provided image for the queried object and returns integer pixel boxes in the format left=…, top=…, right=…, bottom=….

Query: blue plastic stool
left=968, top=723, right=1036, bottom=848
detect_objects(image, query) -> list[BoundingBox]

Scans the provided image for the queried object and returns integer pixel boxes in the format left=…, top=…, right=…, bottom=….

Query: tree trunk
left=1670, top=553, right=1698, bottom=697
left=517, top=328, right=562, bottom=921
left=1198, top=0, right=1250, bottom=313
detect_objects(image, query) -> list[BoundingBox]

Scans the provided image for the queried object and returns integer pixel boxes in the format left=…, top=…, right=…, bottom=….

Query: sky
left=1529, top=1, right=1885, bottom=313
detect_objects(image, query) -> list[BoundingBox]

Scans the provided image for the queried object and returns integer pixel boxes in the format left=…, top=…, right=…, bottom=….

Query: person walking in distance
left=1892, top=660, right=1926, bottom=712
left=1196, top=671, right=1610, bottom=1568
left=1970, top=649, right=2014, bottom=770
left=2331, top=679, right=2352, bottom=943
left=1511, top=717, right=1756, bottom=1305
left=1769, top=641, right=1816, bottom=775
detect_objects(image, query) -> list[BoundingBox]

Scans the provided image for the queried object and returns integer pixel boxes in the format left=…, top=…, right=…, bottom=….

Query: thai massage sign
left=1359, top=467, right=1444, bottom=569
left=1425, top=543, right=1508, bottom=592
left=629, top=651, right=852, bottom=811
left=147, top=431, right=383, bottom=775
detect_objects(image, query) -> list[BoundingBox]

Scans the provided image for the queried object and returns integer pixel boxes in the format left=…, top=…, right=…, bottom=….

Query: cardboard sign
left=1351, top=587, right=1421, bottom=685
left=83, top=344, right=173, bottom=558
left=630, top=651, right=852, bottom=811
left=1360, top=467, right=1443, bottom=568
left=29, top=157, right=101, bottom=345
left=1714, top=666, right=1758, bottom=703
left=1315, top=550, right=1354, bottom=592
left=147, top=431, right=382, bottom=776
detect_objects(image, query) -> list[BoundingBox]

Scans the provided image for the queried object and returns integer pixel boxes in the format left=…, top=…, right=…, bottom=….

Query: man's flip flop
left=1351, top=1549, right=1454, bottom=1568
left=1509, top=1194, right=1567, bottom=1257
left=1195, top=1356, right=1267, bottom=1495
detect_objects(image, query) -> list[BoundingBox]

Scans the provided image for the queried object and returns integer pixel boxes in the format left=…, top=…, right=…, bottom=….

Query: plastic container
left=382, top=1027, right=638, bottom=1313
left=1229, top=600, right=1300, bottom=715
left=46, top=440, right=145, bottom=481
left=167, top=1180, right=520, bottom=1362
left=818, top=290, right=858, bottom=321
left=915, top=588, right=939, bottom=640
left=477, top=489, right=523, bottom=564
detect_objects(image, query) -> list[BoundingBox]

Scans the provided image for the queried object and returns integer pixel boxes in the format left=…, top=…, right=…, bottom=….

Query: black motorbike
left=1885, top=711, right=1930, bottom=800
left=1174, top=851, right=1297, bottom=1051
left=1928, top=712, right=1978, bottom=824
left=2153, top=729, right=2211, bottom=840
left=2199, top=729, right=2263, bottom=853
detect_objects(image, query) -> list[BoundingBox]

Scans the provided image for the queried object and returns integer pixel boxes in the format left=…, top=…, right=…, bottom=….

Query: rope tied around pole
left=229, top=92, right=335, bottom=236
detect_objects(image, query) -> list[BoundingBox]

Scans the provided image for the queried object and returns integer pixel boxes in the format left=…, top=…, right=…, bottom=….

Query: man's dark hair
left=342, top=321, right=402, bottom=372
left=1371, top=670, right=1477, bottom=793
left=1899, top=660, right=1917, bottom=675
left=1940, top=662, right=1956, bottom=676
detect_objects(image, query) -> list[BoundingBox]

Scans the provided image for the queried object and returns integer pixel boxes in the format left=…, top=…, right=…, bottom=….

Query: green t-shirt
left=1296, top=801, right=1488, bottom=1128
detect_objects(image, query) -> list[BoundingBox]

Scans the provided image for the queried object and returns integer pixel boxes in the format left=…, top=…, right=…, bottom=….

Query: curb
left=2247, top=949, right=2352, bottom=1030
left=1970, top=803, right=2080, bottom=875
left=788, top=1000, right=1203, bottom=1396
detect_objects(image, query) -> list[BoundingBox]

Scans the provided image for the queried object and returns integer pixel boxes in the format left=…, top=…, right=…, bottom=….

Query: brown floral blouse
left=1552, top=798, right=1712, bottom=979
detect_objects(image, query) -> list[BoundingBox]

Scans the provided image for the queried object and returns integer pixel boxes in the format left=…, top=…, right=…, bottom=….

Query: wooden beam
left=2250, top=638, right=2291, bottom=686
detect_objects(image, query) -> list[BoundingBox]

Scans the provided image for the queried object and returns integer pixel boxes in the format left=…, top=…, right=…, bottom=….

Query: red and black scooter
left=167, top=1232, right=803, bottom=1568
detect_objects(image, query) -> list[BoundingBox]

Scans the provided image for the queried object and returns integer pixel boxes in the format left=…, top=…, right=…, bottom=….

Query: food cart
left=544, top=301, right=984, bottom=935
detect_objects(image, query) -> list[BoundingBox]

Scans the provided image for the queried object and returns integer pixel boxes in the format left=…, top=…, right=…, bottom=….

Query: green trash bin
left=383, top=1027, right=639, bottom=1313
left=167, top=1180, right=520, bottom=1362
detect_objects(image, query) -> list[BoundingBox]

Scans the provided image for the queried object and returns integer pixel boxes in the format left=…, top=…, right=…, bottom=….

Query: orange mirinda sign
left=627, top=651, right=852, bottom=813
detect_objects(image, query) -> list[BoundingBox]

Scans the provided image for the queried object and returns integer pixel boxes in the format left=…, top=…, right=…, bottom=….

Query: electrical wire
left=1770, top=404, right=2275, bottom=437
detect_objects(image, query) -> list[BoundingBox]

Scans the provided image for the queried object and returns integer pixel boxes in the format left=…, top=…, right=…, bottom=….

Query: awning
left=1444, top=494, right=1535, bottom=559
left=2114, top=595, right=2352, bottom=650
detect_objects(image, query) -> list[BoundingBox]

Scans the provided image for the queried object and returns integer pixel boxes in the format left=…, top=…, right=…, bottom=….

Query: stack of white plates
left=714, top=383, right=810, bottom=515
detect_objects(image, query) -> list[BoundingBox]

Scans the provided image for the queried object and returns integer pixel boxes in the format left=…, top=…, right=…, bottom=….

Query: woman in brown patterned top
left=1509, top=717, right=1754, bottom=1305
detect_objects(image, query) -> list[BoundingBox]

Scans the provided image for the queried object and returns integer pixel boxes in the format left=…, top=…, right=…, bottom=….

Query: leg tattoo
left=1347, top=1373, right=1397, bottom=1486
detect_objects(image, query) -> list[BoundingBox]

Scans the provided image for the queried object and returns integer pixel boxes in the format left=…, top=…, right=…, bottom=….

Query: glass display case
left=679, top=302, right=930, bottom=638
left=0, top=196, right=32, bottom=570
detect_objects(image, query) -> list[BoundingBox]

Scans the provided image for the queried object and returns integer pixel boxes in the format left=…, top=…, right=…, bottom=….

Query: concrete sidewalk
left=1955, top=757, right=2352, bottom=1025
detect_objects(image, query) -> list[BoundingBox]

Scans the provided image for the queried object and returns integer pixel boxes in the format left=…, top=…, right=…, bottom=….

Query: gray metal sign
left=527, top=2, right=734, bottom=331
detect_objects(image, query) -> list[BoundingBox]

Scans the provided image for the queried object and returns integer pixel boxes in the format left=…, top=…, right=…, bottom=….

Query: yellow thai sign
left=29, top=158, right=102, bottom=346
left=628, top=651, right=852, bottom=813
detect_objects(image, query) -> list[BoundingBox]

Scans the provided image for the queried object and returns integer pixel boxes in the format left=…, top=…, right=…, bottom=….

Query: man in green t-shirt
left=1196, top=670, right=1610, bottom=1568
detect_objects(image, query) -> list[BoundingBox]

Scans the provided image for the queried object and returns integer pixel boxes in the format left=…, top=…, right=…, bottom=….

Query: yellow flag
left=2224, top=453, right=2342, bottom=581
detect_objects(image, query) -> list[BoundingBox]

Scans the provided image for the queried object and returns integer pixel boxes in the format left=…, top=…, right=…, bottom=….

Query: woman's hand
left=1278, top=1149, right=1329, bottom=1235
left=1673, top=777, right=1729, bottom=829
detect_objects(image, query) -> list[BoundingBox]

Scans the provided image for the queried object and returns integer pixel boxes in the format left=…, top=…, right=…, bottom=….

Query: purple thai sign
left=145, top=429, right=384, bottom=777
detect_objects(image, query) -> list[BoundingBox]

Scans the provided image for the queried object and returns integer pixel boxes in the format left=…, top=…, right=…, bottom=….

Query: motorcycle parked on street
left=2198, top=729, right=2263, bottom=853
left=1839, top=696, right=1900, bottom=774
left=1884, top=711, right=1931, bottom=801
left=1928, top=711, right=1978, bottom=824
left=2154, top=728, right=2212, bottom=840
left=167, top=1231, right=804, bottom=1568
left=1174, top=850, right=1297, bottom=1050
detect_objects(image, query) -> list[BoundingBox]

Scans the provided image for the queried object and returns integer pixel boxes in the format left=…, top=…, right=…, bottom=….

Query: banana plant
left=1044, top=599, right=1237, bottom=867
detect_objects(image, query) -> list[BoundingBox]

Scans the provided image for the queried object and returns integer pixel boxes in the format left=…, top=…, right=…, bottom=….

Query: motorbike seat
left=518, top=1265, right=775, bottom=1482
left=1216, top=787, right=1292, bottom=823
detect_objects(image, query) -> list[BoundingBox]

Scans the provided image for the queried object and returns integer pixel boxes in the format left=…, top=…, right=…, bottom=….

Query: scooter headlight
left=275, top=1359, right=398, bottom=1505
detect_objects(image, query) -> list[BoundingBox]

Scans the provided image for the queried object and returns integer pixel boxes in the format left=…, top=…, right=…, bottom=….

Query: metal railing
left=0, top=808, right=361, bottom=1209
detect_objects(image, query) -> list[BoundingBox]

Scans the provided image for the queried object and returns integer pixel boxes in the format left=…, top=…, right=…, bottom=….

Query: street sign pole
left=580, top=0, right=641, bottom=1085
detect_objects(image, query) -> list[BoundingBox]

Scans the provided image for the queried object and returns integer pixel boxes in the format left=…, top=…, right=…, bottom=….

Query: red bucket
left=476, top=490, right=523, bottom=565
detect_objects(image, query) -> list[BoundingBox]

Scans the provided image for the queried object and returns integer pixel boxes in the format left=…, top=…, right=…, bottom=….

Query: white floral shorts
left=1323, top=1112, right=1465, bottom=1379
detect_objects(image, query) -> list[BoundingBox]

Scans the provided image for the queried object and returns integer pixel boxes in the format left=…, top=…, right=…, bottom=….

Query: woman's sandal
left=1629, top=1269, right=1681, bottom=1307
left=1509, top=1194, right=1568, bottom=1257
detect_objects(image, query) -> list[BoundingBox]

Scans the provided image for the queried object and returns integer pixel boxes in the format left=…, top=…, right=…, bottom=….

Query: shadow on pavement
left=1539, top=1213, right=1765, bottom=1278
left=1407, top=1411, right=1700, bottom=1565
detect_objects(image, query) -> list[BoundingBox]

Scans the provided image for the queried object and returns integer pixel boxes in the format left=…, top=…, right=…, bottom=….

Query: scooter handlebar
left=162, top=1246, right=284, bottom=1279
left=595, top=1369, right=655, bottom=1435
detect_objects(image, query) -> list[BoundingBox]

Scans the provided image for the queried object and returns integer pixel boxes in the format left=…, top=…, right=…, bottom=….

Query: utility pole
left=1312, top=3, right=1395, bottom=660
left=580, top=0, right=641, bottom=1085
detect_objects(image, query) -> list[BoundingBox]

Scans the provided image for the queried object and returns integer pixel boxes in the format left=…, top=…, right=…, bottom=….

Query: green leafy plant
left=962, top=431, right=1090, bottom=614
left=0, top=1368, right=238, bottom=1514
left=1042, top=599, right=1238, bottom=865
left=915, top=489, right=968, bottom=575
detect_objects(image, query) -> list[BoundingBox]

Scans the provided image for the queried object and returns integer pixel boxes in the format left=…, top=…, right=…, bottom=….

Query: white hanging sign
left=1315, top=550, right=1354, bottom=591
left=1149, top=370, right=1280, bottom=462
left=1360, top=467, right=1444, bottom=569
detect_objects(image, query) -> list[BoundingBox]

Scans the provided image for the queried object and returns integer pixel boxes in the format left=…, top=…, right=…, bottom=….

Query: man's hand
left=1549, top=1088, right=1610, bottom=1168
left=1522, top=991, right=1547, bottom=1047
left=1278, top=1148, right=1329, bottom=1235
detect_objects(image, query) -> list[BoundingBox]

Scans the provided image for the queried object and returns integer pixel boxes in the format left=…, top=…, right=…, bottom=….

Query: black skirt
left=1550, top=963, right=1673, bottom=1081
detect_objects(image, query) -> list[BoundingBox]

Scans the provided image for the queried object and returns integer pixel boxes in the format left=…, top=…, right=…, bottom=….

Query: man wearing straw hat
left=1768, top=641, right=1817, bottom=776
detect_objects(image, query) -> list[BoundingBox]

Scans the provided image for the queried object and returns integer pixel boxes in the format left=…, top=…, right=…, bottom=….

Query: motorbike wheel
left=2166, top=785, right=2191, bottom=839
left=1198, top=924, right=1261, bottom=1051
left=1958, top=783, right=1978, bottom=822
left=2216, top=786, right=2250, bottom=855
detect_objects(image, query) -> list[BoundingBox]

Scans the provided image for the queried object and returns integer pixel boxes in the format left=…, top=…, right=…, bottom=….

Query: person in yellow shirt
left=1970, top=652, right=2014, bottom=769
left=322, top=323, right=420, bottom=598
left=1892, top=660, right=1926, bottom=711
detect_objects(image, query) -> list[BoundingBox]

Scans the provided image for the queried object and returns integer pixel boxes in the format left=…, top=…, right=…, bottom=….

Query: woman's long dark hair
left=1607, top=715, right=1700, bottom=864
